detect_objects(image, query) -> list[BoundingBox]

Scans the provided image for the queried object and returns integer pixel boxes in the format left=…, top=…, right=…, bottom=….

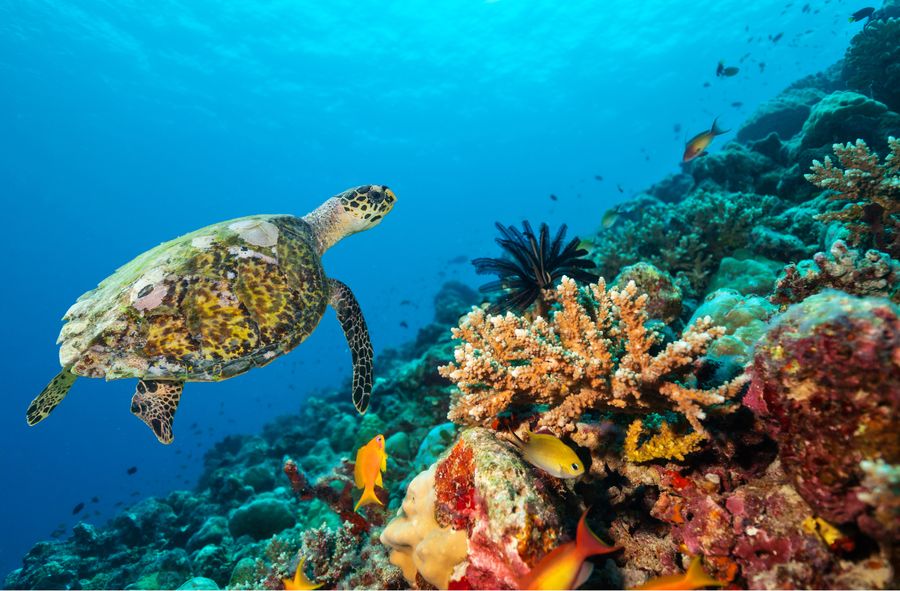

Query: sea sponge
left=380, top=466, right=467, bottom=589
left=745, top=290, right=900, bottom=540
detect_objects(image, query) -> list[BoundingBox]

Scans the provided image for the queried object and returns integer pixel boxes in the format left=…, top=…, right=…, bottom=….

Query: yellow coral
left=801, top=516, right=844, bottom=547
left=624, top=420, right=706, bottom=463
left=440, top=277, right=746, bottom=435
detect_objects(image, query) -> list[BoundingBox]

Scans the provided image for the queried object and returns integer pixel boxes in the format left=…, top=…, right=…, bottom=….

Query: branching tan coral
left=624, top=420, right=705, bottom=463
left=807, top=137, right=900, bottom=256
left=439, top=277, right=746, bottom=436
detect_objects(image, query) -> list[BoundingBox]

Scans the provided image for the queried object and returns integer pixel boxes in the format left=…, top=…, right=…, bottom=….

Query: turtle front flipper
left=130, top=380, right=183, bottom=444
left=26, top=368, right=77, bottom=426
left=328, top=278, right=373, bottom=414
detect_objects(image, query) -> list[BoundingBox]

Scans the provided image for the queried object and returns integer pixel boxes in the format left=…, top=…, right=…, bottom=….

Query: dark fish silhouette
left=848, top=7, right=875, bottom=22
left=127, top=466, right=138, bottom=475
left=770, top=32, right=783, bottom=42
left=594, top=175, right=604, bottom=181
left=731, top=101, right=744, bottom=107
left=549, top=194, right=558, bottom=201
left=448, top=255, right=467, bottom=265
left=716, top=61, right=740, bottom=77
left=91, top=496, right=100, bottom=503
left=616, top=184, right=624, bottom=193
left=72, top=502, right=85, bottom=515
left=399, top=321, right=409, bottom=328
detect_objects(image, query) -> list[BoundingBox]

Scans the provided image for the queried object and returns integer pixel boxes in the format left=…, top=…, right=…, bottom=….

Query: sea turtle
left=26, top=185, right=397, bottom=444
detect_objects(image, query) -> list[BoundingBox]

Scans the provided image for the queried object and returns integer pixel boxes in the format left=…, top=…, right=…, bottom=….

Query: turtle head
left=336, top=185, right=397, bottom=233
left=303, top=185, right=397, bottom=255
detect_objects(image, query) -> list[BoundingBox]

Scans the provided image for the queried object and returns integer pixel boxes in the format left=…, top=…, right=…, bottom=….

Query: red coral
left=746, top=291, right=900, bottom=539
left=282, top=457, right=375, bottom=535
left=434, top=441, right=476, bottom=531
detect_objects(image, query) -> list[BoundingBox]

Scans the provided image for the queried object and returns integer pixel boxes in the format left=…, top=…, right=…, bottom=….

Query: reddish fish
left=518, top=510, right=620, bottom=590
left=682, top=118, right=729, bottom=162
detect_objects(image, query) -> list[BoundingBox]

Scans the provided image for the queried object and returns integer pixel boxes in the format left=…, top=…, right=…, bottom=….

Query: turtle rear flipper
left=26, top=368, right=77, bottom=426
left=130, top=380, right=183, bottom=444
left=328, top=278, right=373, bottom=414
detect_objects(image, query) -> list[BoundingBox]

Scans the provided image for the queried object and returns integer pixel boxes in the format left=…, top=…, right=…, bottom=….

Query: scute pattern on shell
left=58, top=215, right=328, bottom=381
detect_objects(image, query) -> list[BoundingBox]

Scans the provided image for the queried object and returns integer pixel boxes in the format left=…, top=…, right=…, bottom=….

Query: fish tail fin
left=711, top=117, right=730, bottom=136
left=685, top=556, right=726, bottom=588
left=575, top=510, right=620, bottom=558
left=354, top=486, right=382, bottom=512
left=27, top=368, right=77, bottom=426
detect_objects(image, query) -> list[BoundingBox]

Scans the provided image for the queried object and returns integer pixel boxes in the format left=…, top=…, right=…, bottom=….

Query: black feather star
left=472, top=221, right=599, bottom=315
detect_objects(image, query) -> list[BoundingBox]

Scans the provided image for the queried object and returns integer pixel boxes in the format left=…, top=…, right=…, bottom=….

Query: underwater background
left=2, top=0, right=898, bottom=589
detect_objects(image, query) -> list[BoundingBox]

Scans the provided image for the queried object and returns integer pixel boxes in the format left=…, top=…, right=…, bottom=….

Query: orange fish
left=631, top=556, right=726, bottom=590
left=518, top=510, right=620, bottom=590
left=283, top=557, right=323, bottom=590
left=354, top=434, right=387, bottom=511
left=682, top=118, right=729, bottom=162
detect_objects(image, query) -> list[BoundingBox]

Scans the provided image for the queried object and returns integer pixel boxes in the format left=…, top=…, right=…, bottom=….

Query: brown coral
left=806, top=137, right=900, bottom=256
left=439, top=277, right=746, bottom=436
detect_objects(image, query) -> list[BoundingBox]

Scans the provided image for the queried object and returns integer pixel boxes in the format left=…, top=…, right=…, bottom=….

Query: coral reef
left=623, top=420, right=705, bottom=463
left=805, top=137, right=899, bottom=256
left=688, top=289, right=775, bottom=365
left=772, top=239, right=900, bottom=305
left=843, top=17, right=900, bottom=113
left=440, top=277, right=745, bottom=436
left=746, top=290, right=900, bottom=546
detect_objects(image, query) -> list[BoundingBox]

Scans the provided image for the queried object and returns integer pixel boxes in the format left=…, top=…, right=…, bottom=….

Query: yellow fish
left=354, top=433, right=387, bottom=511
left=518, top=510, right=620, bottom=590
left=283, top=557, right=322, bottom=591
left=630, top=556, right=725, bottom=590
left=682, top=118, right=729, bottom=162
left=515, top=431, right=585, bottom=479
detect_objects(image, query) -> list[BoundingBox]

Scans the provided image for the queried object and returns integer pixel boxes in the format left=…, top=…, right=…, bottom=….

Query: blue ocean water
left=0, top=0, right=853, bottom=577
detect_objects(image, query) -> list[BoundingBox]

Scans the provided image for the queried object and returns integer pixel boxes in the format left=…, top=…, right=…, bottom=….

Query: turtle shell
left=58, top=215, right=328, bottom=381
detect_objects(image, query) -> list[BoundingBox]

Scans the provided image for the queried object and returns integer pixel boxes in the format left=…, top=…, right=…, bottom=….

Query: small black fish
left=549, top=194, right=558, bottom=201
left=770, top=32, right=784, bottom=42
left=448, top=255, right=467, bottom=265
left=72, top=502, right=85, bottom=515
left=731, top=101, right=744, bottom=107
left=759, top=62, right=766, bottom=73
left=126, top=466, right=138, bottom=475
left=130, top=491, right=141, bottom=497
left=848, top=7, right=875, bottom=22
left=91, top=496, right=100, bottom=503
left=114, top=501, right=124, bottom=507
left=673, top=123, right=682, bottom=133
left=616, top=184, right=624, bottom=193
left=703, top=81, right=711, bottom=88
left=399, top=321, right=408, bottom=328
left=594, top=175, right=604, bottom=181
left=716, top=61, right=740, bottom=77
left=802, top=3, right=810, bottom=13
left=399, top=299, right=413, bottom=306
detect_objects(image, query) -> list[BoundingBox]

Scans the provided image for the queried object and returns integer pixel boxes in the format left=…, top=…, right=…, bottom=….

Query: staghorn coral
left=806, top=137, right=900, bottom=256
left=771, top=239, right=900, bottom=305
left=624, top=420, right=706, bottom=463
left=440, top=277, right=746, bottom=436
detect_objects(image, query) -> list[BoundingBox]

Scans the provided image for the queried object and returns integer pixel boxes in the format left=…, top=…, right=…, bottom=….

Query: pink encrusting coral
left=440, top=277, right=746, bottom=437
left=746, top=290, right=900, bottom=543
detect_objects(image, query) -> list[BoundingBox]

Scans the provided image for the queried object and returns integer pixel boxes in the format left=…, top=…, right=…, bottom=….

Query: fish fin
left=699, top=150, right=709, bottom=158
left=576, top=510, right=620, bottom=558
left=574, top=561, right=594, bottom=589
left=376, top=470, right=383, bottom=488
left=710, top=117, right=730, bottom=136
left=684, top=556, right=725, bottom=588
left=130, top=380, right=183, bottom=445
left=354, top=486, right=383, bottom=512
left=26, top=368, right=77, bottom=426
